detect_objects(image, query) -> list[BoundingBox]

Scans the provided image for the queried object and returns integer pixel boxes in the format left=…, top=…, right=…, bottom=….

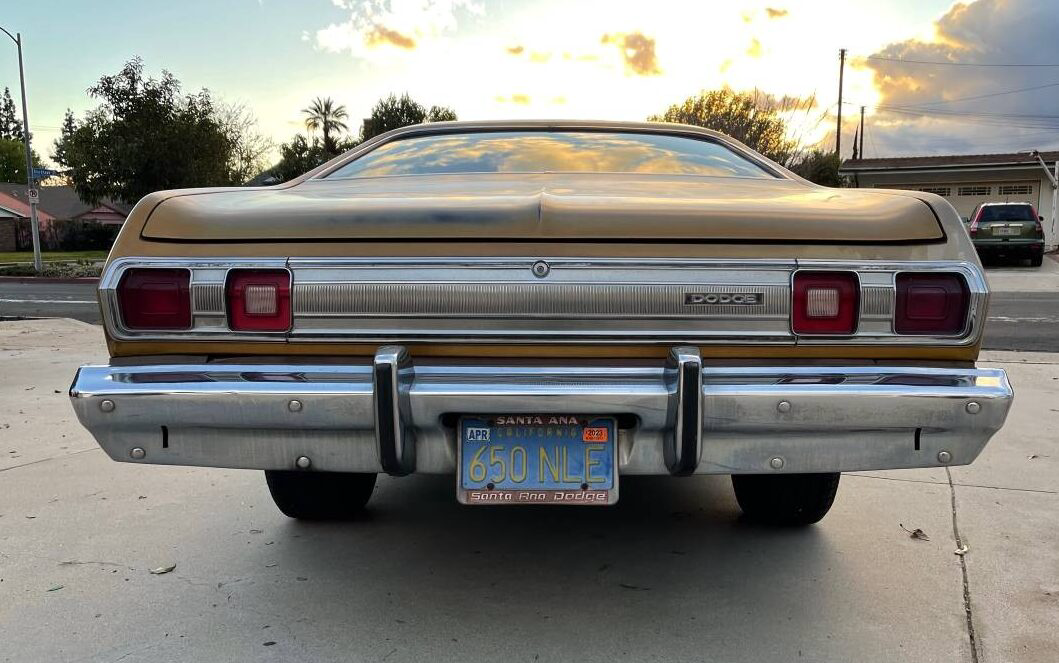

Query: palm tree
left=302, top=96, right=349, bottom=155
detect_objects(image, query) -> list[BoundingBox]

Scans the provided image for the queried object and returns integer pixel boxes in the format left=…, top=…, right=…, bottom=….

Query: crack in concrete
left=0, top=446, right=99, bottom=473
left=848, top=472, right=1058, bottom=495
left=947, top=467, right=980, bottom=663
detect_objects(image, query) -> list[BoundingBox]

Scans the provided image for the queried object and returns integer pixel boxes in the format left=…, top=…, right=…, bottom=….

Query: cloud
left=860, top=0, right=1059, bottom=156
left=765, top=8, right=788, bottom=19
left=495, top=94, right=532, bottom=104
left=315, top=0, right=482, bottom=57
left=365, top=24, right=416, bottom=49
left=602, top=31, right=661, bottom=76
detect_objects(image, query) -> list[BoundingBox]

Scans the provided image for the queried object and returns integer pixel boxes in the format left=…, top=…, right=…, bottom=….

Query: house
left=840, top=151, right=1059, bottom=251
left=0, top=183, right=130, bottom=251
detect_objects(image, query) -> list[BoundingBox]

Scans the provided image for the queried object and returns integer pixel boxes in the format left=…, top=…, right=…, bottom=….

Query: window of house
left=998, top=184, right=1032, bottom=196
left=918, top=186, right=951, bottom=196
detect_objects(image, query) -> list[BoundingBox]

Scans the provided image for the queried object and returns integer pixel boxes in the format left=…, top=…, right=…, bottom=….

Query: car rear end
left=968, top=202, right=1046, bottom=265
left=68, top=122, right=1014, bottom=524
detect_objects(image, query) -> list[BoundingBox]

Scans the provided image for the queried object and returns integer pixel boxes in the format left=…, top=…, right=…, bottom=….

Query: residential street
left=0, top=317, right=1056, bottom=663
left=2, top=258, right=1057, bottom=351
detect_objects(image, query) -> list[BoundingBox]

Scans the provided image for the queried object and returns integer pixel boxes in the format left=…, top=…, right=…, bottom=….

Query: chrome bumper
left=69, top=347, right=1013, bottom=476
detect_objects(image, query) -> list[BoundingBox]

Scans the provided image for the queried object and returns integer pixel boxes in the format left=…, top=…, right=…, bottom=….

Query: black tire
left=1030, top=253, right=1044, bottom=267
left=732, top=472, right=840, bottom=526
left=265, top=470, right=377, bottom=520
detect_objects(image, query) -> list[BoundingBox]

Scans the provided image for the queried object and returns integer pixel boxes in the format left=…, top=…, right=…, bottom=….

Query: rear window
left=326, top=131, right=776, bottom=179
left=979, top=204, right=1036, bottom=221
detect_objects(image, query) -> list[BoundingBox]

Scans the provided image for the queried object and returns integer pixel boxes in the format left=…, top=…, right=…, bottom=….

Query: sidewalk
left=0, top=319, right=1056, bottom=663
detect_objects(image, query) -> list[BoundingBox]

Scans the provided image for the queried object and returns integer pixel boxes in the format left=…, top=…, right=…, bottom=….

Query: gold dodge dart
left=69, top=121, right=1013, bottom=525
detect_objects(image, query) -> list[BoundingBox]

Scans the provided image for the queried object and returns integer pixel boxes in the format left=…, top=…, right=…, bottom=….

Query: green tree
left=0, top=137, right=41, bottom=184
left=360, top=93, right=458, bottom=142
left=650, top=87, right=805, bottom=165
left=52, top=58, right=237, bottom=205
left=269, top=134, right=328, bottom=183
left=302, top=96, right=349, bottom=157
left=0, top=87, right=24, bottom=141
left=789, top=149, right=847, bottom=187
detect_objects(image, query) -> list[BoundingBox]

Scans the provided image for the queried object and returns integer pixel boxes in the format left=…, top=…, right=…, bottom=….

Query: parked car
left=69, top=121, right=1013, bottom=526
left=966, top=201, right=1046, bottom=266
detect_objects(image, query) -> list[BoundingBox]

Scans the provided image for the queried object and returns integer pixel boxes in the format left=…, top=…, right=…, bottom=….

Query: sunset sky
left=2, top=0, right=1057, bottom=167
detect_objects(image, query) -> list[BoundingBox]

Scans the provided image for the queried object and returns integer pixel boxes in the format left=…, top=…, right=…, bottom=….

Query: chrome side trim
left=97, top=257, right=989, bottom=346
left=70, top=356, right=1013, bottom=476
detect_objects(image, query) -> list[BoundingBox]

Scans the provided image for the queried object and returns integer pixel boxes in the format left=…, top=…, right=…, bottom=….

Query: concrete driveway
left=1, top=319, right=1056, bottom=663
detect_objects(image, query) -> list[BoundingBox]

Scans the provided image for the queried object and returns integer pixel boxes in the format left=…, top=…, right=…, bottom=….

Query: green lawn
left=0, top=250, right=108, bottom=264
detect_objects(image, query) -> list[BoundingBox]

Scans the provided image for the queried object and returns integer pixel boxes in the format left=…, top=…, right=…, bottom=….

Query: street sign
left=31, top=167, right=58, bottom=180
left=27, top=188, right=39, bottom=204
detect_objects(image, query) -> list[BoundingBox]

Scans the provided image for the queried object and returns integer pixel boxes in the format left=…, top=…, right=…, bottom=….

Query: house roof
left=0, top=183, right=131, bottom=220
left=841, top=151, right=1059, bottom=173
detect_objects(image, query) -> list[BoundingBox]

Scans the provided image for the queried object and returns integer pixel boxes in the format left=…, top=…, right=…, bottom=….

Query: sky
left=2, top=0, right=1058, bottom=168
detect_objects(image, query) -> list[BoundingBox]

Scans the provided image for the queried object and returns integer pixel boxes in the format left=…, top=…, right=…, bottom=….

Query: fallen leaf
left=47, top=584, right=64, bottom=592
left=263, top=641, right=276, bottom=647
left=954, top=545, right=969, bottom=556
left=150, top=564, right=177, bottom=575
left=900, top=524, right=930, bottom=541
left=265, top=563, right=277, bottom=568
left=1028, top=454, right=1047, bottom=460
left=249, top=529, right=263, bottom=534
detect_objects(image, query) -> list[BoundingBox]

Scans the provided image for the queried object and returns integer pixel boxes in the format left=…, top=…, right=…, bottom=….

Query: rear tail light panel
left=894, top=272, right=970, bottom=336
left=99, top=258, right=986, bottom=346
left=791, top=271, right=860, bottom=336
left=117, top=268, right=192, bottom=330
left=226, top=269, right=292, bottom=332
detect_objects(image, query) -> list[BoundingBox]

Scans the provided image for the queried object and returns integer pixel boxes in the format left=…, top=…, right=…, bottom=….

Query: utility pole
left=836, top=48, right=847, bottom=159
left=859, top=106, right=865, bottom=159
left=0, top=26, right=42, bottom=272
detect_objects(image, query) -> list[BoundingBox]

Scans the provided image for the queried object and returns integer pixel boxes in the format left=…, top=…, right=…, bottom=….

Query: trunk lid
left=141, top=174, right=944, bottom=243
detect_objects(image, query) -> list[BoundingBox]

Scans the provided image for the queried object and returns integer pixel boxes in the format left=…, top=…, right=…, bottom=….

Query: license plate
left=457, top=415, right=617, bottom=505
left=994, top=226, right=1019, bottom=236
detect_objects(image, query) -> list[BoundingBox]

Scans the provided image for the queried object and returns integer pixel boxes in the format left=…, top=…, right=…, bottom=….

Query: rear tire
left=1030, top=253, right=1044, bottom=267
left=732, top=472, right=840, bottom=526
left=265, top=470, right=377, bottom=520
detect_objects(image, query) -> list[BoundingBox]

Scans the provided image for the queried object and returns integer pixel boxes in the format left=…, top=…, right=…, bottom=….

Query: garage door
left=878, top=182, right=1038, bottom=220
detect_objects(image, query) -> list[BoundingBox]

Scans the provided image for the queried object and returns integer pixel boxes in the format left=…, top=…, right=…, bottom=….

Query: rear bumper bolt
left=295, top=455, right=312, bottom=469
left=777, top=400, right=791, bottom=413
left=99, top=399, right=115, bottom=412
left=769, top=456, right=785, bottom=470
left=130, top=447, right=146, bottom=460
left=288, top=400, right=303, bottom=412
left=965, top=401, right=981, bottom=414
left=937, top=450, right=952, bottom=464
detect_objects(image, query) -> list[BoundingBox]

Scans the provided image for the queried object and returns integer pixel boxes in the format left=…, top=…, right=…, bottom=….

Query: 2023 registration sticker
left=457, top=415, right=618, bottom=505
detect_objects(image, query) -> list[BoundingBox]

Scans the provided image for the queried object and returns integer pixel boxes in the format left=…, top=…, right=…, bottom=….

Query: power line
left=899, top=81, right=1059, bottom=107
left=866, top=55, right=1059, bottom=67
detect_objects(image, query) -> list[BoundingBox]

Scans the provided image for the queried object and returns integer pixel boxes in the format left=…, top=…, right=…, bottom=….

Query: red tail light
left=226, top=269, right=291, bottom=332
left=117, top=268, right=191, bottom=330
left=1032, top=206, right=1043, bottom=233
left=792, top=271, right=859, bottom=335
left=895, top=273, right=969, bottom=335
left=968, top=209, right=980, bottom=237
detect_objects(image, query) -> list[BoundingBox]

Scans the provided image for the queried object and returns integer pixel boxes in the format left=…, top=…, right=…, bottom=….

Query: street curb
left=0, top=276, right=99, bottom=284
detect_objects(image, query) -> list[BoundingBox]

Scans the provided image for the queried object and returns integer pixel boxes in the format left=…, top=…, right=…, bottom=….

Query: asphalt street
left=1, top=318, right=1057, bottom=663
left=1, top=260, right=1057, bottom=351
